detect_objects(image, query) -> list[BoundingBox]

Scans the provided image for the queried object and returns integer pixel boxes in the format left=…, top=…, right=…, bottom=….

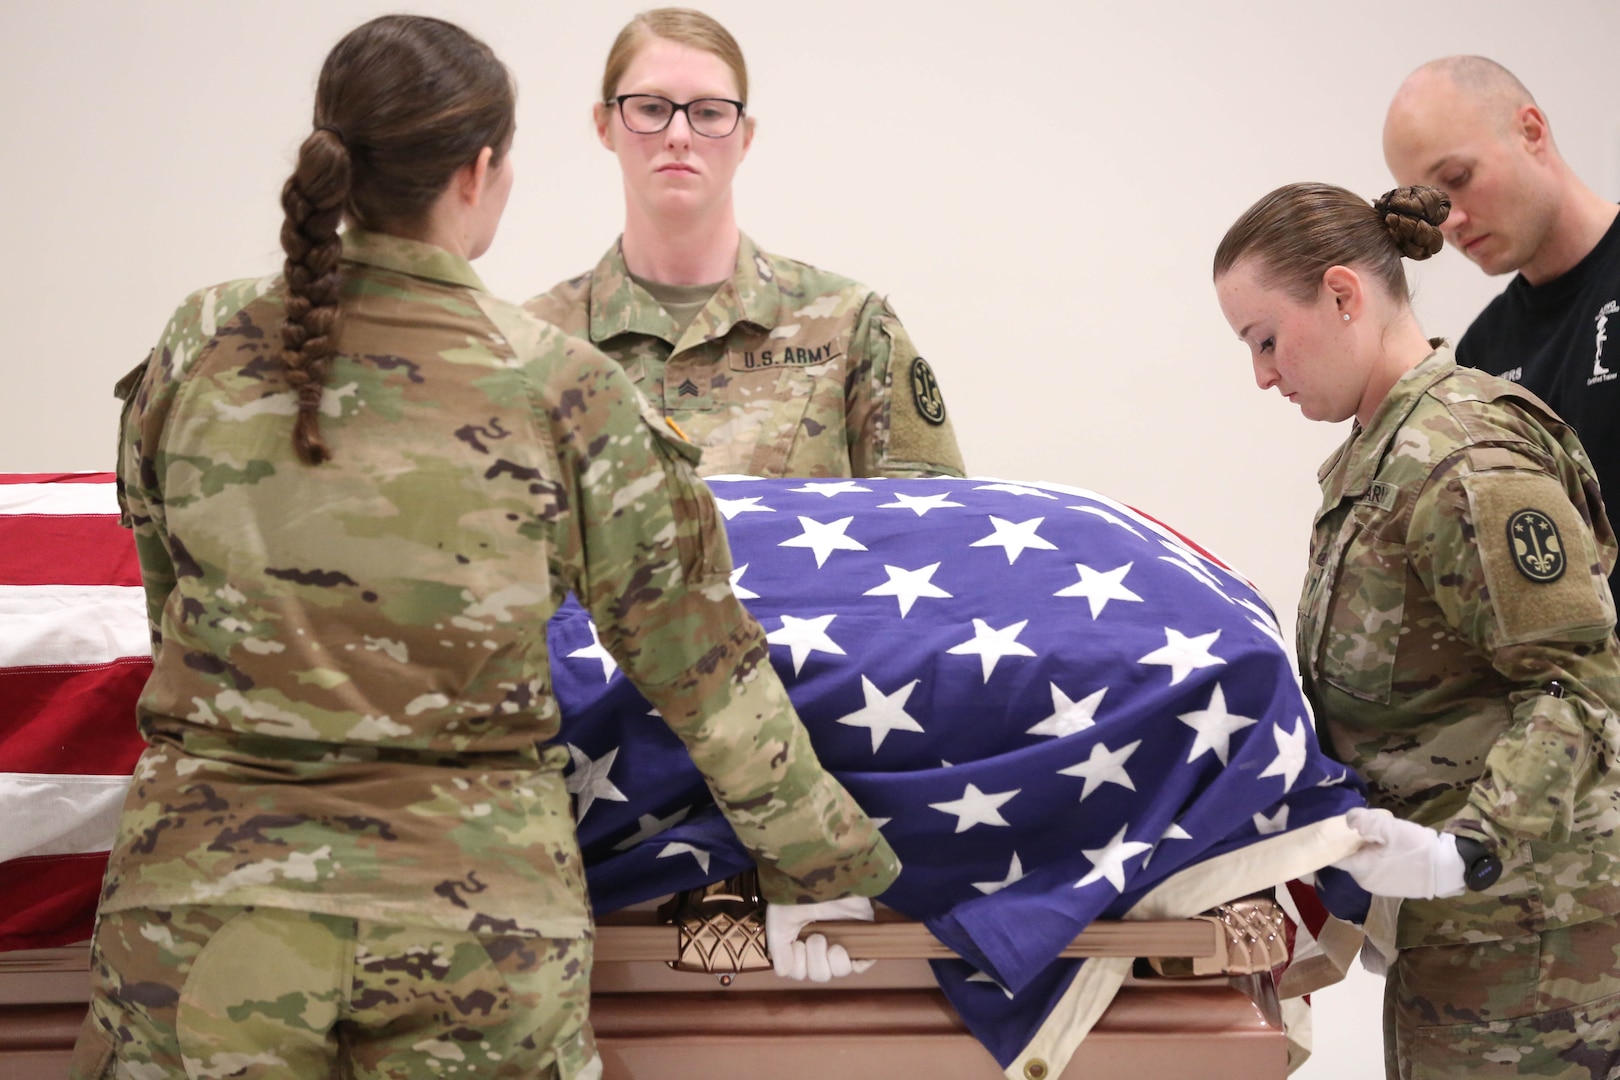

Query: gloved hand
left=765, top=896, right=876, bottom=982
left=1332, top=807, right=1467, bottom=899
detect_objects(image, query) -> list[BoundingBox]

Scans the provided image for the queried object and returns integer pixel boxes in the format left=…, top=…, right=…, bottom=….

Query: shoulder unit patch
left=910, top=357, right=947, bottom=426
left=1507, top=508, right=1565, bottom=583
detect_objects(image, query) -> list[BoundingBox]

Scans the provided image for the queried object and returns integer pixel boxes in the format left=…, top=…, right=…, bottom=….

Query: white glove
left=1332, top=807, right=1467, bottom=899
left=765, top=896, right=875, bottom=982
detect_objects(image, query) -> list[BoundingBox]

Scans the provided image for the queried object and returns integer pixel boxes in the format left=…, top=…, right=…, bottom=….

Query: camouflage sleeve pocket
left=1461, top=469, right=1614, bottom=648
left=636, top=401, right=729, bottom=588
left=1316, top=510, right=1406, bottom=705
left=873, top=312, right=965, bottom=478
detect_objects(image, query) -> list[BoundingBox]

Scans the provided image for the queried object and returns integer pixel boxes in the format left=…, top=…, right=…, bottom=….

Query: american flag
left=552, top=476, right=1367, bottom=1068
left=0, top=473, right=148, bottom=951
left=1, top=472, right=1366, bottom=1072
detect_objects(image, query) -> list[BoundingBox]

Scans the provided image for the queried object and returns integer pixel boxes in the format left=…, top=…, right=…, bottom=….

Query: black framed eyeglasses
left=610, top=94, right=746, bottom=138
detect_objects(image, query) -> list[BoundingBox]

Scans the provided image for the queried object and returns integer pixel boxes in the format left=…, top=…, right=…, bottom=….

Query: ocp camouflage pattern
left=1300, top=345, right=1620, bottom=949
left=524, top=235, right=966, bottom=479
left=1385, top=914, right=1620, bottom=1079
left=71, top=906, right=599, bottom=1079
left=106, top=230, right=900, bottom=939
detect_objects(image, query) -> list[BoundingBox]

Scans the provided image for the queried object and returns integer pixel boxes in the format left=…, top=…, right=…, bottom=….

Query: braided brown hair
left=1212, top=182, right=1450, bottom=304
left=279, top=15, right=516, bottom=465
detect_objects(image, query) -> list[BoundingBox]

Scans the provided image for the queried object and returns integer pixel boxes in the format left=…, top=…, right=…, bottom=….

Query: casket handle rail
left=637, top=880, right=1284, bottom=981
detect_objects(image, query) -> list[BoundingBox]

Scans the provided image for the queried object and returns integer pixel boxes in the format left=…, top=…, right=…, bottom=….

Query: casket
left=0, top=904, right=1294, bottom=1080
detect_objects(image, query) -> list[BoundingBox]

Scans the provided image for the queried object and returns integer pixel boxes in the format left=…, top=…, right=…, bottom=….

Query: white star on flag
left=1138, top=627, right=1225, bottom=685
left=1068, top=504, right=1147, bottom=538
left=947, top=618, right=1036, bottom=681
left=974, top=483, right=1057, bottom=500
left=973, top=853, right=1026, bottom=895
left=730, top=563, right=759, bottom=600
left=712, top=495, right=776, bottom=520
left=613, top=807, right=691, bottom=850
left=929, top=782, right=1020, bottom=833
left=779, top=515, right=867, bottom=567
left=1253, top=806, right=1290, bottom=836
left=876, top=491, right=964, bottom=516
left=863, top=562, right=952, bottom=616
left=1177, top=684, right=1258, bottom=765
left=790, top=480, right=873, bottom=498
left=1053, top=562, right=1144, bottom=619
left=566, top=744, right=628, bottom=820
left=836, top=676, right=925, bottom=752
left=1056, top=739, right=1141, bottom=801
left=1026, top=684, right=1107, bottom=738
left=657, top=841, right=712, bottom=874
left=970, top=516, right=1058, bottom=565
left=766, top=613, right=846, bottom=674
left=1144, top=822, right=1194, bottom=867
left=567, top=621, right=618, bottom=681
left=1258, top=715, right=1309, bottom=792
left=1074, top=825, right=1153, bottom=892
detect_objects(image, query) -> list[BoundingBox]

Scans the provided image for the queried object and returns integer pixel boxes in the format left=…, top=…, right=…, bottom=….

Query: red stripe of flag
left=0, top=661, right=150, bottom=774
left=0, top=852, right=107, bottom=951
left=0, top=515, right=141, bottom=586
left=0, top=473, right=115, bottom=486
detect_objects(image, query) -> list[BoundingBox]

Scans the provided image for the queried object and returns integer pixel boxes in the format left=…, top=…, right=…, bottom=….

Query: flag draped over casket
left=0, top=472, right=1367, bottom=1077
left=552, top=476, right=1366, bottom=1072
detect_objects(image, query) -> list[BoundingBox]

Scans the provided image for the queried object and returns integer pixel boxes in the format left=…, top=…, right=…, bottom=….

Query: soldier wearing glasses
left=526, top=8, right=965, bottom=481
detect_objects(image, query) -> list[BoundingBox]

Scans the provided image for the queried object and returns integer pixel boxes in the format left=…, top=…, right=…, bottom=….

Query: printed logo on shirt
left=1507, top=508, right=1565, bottom=583
left=1592, top=301, right=1619, bottom=387
left=1497, top=366, right=1524, bottom=382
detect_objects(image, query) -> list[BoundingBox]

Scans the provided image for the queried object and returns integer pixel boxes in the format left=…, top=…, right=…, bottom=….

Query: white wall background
left=4, top=2, right=1618, bottom=1075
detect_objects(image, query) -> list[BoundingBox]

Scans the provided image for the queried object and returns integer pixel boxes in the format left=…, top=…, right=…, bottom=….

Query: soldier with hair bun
left=73, top=14, right=897, bottom=1079
left=526, top=7, right=965, bottom=481
left=1215, top=182, right=1620, bottom=1079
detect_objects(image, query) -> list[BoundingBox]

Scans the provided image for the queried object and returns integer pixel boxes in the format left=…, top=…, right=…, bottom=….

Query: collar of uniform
left=587, top=233, right=781, bottom=346
left=341, top=230, right=487, bottom=292
left=1316, top=343, right=1454, bottom=509
left=728, top=234, right=782, bottom=332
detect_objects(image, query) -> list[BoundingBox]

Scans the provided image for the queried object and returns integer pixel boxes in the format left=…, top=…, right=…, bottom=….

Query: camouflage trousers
left=1384, top=914, right=1620, bottom=1079
left=68, top=905, right=599, bottom=1080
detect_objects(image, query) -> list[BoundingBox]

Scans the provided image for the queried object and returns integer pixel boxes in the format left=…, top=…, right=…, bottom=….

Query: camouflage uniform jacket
left=107, top=230, right=900, bottom=938
left=1301, top=344, right=1620, bottom=949
left=525, top=235, right=966, bottom=479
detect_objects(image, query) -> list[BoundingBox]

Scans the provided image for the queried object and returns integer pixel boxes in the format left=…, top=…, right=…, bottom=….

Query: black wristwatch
left=1452, top=836, right=1503, bottom=891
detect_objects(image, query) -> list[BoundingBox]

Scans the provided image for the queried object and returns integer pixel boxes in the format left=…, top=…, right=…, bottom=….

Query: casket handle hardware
left=656, top=870, right=772, bottom=985
left=1147, top=898, right=1288, bottom=978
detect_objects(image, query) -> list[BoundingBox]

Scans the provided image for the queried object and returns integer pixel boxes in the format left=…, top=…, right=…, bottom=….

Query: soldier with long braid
left=73, top=15, right=897, bottom=1079
left=1214, top=182, right=1620, bottom=1078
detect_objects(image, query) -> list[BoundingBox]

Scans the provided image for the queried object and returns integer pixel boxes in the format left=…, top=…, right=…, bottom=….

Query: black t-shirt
left=1457, top=214, right=1620, bottom=596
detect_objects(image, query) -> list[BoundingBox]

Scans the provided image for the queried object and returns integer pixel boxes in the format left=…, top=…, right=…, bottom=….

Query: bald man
left=1385, top=57, right=1620, bottom=600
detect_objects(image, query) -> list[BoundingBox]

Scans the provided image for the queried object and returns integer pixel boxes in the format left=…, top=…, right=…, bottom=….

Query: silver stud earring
left=1342, top=313, right=1351, bottom=321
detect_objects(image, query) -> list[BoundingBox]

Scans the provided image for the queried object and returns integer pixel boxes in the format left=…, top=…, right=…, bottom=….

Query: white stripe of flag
left=0, top=482, right=120, bottom=517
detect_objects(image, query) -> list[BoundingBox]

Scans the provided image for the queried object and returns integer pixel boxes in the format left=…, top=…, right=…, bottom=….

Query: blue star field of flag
left=549, top=477, right=1366, bottom=1066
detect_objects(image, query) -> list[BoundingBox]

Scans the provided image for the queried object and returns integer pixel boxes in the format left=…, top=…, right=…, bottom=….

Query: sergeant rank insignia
left=910, top=357, right=947, bottom=426
left=1507, top=508, right=1564, bottom=583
